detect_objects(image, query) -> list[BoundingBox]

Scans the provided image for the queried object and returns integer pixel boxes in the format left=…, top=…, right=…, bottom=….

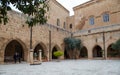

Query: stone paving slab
left=0, top=60, right=120, bottom=75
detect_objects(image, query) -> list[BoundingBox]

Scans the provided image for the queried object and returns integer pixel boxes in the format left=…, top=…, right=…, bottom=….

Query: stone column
left=39, top=49, right=42, bottom=63
left=29, top=49, right=34, bottom=64
left=105, top=47, right=108, bottom=59
left=47, top=50, right=49, bottom=61
left=88, top=49, right=93, bottom=59
left=0, top=50, right=5, bottom=64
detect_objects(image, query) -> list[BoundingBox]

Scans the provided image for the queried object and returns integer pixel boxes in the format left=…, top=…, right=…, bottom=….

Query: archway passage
left=107, top=44, right=119, bottom=58
left=4, top=40, right=24, bottom=62
left=79, top=46, right=88, bottom=58
left=34, top=44, right=46, bottom=60
left=93, top=45, right=102, bottom=57
left=52, top=47, right=58, bottom=59
left=64, top=49, right=70, bottom=59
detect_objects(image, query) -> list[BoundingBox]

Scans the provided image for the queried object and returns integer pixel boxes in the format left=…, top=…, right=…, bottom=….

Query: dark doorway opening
left=93, top=45, right=102, bottom=57
left=79, top=46, right=88, bottom=58
left=4, top=40, right=24, bottom=62
left=52, top=47, right=58, bottom=59
left=34, top=44, right=45, bottom=60
left=64, top=49, right=69, bottom=59
left=107, top=44, right=119, bottom=57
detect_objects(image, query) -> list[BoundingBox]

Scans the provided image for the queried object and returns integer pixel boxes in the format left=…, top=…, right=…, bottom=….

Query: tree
left=64, top=37, right=83, bottom=59
left=0, top=0, right=49, bottom=64
left=112, top=39, right=120, bottom=56
left=0, top=0, right=49, bottom=47
left=0, top=0, right=49, bottom=25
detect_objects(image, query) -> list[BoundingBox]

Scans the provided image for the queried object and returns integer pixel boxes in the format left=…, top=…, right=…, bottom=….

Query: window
left=89, top=17, right=94, bottom=25
left=63, top=22, right=66, bottom=29
left=57, top=19, right=60, bottom=26
left=70, top=24, right=72, bottom=29
left=103, top=13, right=109, bottom=22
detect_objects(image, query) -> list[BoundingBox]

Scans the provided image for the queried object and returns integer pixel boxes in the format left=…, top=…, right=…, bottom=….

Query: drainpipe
left=30, top=26, right=33, bottom=49
left=30, top=26, right=34, bottom=64
left=71, top=32, right=73, bottom=38
left=103, top=31, right=106, bottom=59
left=49, top=29, right=51, bottom=61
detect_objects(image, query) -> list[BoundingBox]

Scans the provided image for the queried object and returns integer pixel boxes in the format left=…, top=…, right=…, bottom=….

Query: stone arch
left=93, top=45, right=103, bottom=57
left=52, top=45, right=60, bottom=59
left=3, top=39, right=28, bottom=63
left=107, top=44, right=119, bottom=58
left=79, top=46, right=88, bottom=58
left=33, top=42, right=47, bottom=60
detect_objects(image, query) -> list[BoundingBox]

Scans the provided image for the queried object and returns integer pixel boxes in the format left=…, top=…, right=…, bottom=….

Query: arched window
left=70, top=24, right=72, bottom=29
left=103, top=13, right=109, bottom=22
left=89, top=17, right=94, bottom=25
left=57, top=18, right=60, bottom=26
left=63, top=22, right=66, bottom=29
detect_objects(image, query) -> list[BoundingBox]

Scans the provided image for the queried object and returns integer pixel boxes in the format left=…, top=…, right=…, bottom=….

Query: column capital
left=39, top=49, right=42, bottom=52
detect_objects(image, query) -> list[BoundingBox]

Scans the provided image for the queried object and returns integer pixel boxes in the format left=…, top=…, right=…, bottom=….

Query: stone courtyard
left=0, top=60, right=120, bottom=75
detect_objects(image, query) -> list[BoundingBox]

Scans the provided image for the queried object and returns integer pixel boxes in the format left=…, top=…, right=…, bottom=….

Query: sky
left=10, top=0, right=90, bottom=16
left=56, top=0, right=90, bottom=16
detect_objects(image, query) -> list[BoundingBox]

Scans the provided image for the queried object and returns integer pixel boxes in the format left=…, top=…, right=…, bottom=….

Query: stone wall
left=0, top=0, right=71, bottom=64
left=73, top=0, right=120, bottom=31
left=74, top=18, right=120, bottom=59
left=73, top=0, right=120, bottom=59
left=47, top=0, right=69, bottom=28
left=66, top=15, right=75, bottom=32
left=0, top=0, right=120, bottom=64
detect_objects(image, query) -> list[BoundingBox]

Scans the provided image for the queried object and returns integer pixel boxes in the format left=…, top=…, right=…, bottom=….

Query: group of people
left=13, top=52, right=21, bottom=63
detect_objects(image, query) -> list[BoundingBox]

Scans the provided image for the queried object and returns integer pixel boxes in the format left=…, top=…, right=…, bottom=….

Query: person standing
left=17, top=53, right=21, bottom=63
left=13, top=52, right=18, bottom=63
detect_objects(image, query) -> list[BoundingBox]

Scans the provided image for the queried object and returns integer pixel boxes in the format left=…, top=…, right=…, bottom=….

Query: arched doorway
left=4, top=40, right=24, bottom=63
left=107, top=44, right=119, bottom=58
left=79, top=46, right=88, bottom=58
left=34, top=44, right=46, bottom=60
left=52, top=46, right=58, bottom=59
left=64, top=48, right=70, bottom=59
left=93, top=45, right=102, bottom=57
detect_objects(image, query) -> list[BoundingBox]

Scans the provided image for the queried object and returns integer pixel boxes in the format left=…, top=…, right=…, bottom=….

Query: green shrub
left=53, top=51, right=63, bottom=58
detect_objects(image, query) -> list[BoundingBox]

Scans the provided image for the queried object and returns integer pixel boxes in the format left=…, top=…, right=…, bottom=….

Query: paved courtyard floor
left=0, top=60, right=120, bottom=75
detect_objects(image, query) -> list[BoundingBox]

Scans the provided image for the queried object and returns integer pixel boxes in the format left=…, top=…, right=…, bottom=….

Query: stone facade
left=47, top=0, right=69, bottom=28
left=0, top=0, right=120, bottom=64
left=73, top=0, right=120, bottom=59
left=73, top=0, right=120, bottom=30
left=0, top=0, right=70, bottom=64
left=66, top=15, right=75, bottom=32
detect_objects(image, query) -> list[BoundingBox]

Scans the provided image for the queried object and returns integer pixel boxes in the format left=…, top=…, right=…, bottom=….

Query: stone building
left=0, top=0, right=120, bottom=64
left=73, top=0, right=120, bottom=59
left=0, top=0, right=71, bottom=64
